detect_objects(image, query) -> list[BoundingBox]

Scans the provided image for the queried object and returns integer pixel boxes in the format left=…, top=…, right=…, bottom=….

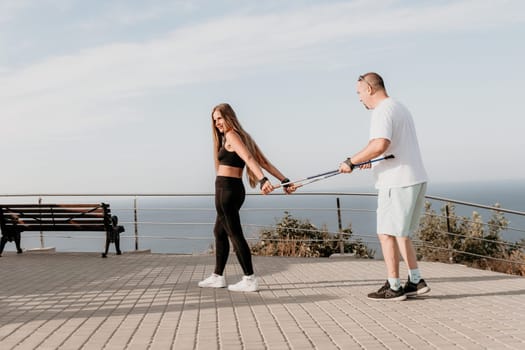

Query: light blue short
left=377, top=182, right=427, bottom=237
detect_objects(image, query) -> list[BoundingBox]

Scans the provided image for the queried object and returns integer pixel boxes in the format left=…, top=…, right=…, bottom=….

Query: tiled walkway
left=1, top=252, right=524, bottom=349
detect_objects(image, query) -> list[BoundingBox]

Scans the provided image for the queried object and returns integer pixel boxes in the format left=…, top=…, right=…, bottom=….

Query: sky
left=1, top=0, right=524, bottom=195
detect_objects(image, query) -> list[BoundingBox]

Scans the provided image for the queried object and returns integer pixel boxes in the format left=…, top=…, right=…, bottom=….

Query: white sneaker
left=198, top=273, right=226, bottom=288
left=228, top=275, right=259, bottom=292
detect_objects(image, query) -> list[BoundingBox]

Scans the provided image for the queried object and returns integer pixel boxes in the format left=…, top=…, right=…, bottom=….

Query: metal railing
left=1, top=192, right=524, bottom=266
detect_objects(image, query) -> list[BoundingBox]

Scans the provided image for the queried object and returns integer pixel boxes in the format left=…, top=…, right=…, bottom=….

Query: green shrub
left=251, top=211, right=374, bottom=258
left=415, top=201, right=524, bottom=275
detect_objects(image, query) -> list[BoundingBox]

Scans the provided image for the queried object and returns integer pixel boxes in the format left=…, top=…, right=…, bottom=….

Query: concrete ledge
left=124, top=249, right=151, bottom=254
left=26, top=247, right=56, bottom=253
left=329, top=253, right=358, bottom=259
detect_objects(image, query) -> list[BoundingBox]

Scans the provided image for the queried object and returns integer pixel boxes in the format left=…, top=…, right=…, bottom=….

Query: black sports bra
left=218, top=146, right=245, bottom=168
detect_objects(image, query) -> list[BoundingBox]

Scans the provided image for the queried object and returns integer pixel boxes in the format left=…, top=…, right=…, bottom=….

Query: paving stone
left=0, top=253, right=524, bottom=349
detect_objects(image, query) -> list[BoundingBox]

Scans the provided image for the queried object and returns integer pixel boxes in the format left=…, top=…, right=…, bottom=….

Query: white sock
left=388, top=277, right=401, bottom=291
left=409, top=269, right=421, bottom=284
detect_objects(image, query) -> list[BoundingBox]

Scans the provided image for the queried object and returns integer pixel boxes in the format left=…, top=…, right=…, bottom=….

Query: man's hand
left=359, top=161, right=372, bottom=169
left=339, top=161, right=353, bottom=173
left=339, top=162, right=352, bottom=173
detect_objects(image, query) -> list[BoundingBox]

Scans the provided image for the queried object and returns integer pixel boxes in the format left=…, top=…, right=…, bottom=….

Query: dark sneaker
left=403, top=277, right=431, bottom=297
left=367, top=281, right=407, bottom=301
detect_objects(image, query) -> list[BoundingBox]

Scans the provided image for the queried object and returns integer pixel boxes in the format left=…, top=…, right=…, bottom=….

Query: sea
left=4, top=180, right=524, bottom=257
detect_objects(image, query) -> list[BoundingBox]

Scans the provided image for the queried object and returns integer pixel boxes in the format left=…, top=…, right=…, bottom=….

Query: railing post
left=134, top=197, right=139, bottom=251
left=445, top=204, right=453, bottom=263
left=336, top=197, right=344, bottom=254
left=38, top=197, right=44, bottom=249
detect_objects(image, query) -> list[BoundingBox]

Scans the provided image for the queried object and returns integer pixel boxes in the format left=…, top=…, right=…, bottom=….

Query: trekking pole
left=275, top=154, right=395, bottom=189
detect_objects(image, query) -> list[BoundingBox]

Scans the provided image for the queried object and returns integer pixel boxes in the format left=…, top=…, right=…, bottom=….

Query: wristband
left=259, top=176, right=269, bottom=189
left=281, top=178, right=291, bottom=188
left=344, top=158, right=355, bottom=170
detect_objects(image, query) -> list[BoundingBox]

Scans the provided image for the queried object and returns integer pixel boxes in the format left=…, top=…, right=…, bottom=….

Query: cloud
left=76, top=0, right=195, bottom=30
left=0, top=0, right=74, bottom=23
left=1, top=0, right=523, bottom=140
left=0, top=0, right=31, bottom=23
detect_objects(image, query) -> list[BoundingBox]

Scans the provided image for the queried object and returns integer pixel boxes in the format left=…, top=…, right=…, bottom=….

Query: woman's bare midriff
left=217, top=165, right=243, bottom=178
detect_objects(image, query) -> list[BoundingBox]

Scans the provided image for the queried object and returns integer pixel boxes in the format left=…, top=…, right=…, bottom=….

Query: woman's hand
left=260, top=180, right=273, bottom=195
left=281, top=178, right=296, bottom=194
left=283, top=183, right=296, bottom=194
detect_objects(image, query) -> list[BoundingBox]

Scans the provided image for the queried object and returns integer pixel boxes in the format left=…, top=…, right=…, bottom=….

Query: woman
left=199, top=103, right=295, bottom=292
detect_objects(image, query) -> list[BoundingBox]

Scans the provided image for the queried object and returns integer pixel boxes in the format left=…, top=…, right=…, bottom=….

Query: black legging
left=213, top=176, right=254, bottom=276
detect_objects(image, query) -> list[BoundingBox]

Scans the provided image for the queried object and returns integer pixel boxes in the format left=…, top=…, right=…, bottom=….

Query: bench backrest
left=0, top=203, right=111, bottom=233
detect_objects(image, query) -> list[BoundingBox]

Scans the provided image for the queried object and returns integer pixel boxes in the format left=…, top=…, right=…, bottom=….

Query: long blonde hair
left=211, top=103, right=268, bottom=188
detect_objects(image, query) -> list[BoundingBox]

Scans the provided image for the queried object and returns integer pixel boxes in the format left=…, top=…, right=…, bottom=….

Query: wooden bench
left=0, top=203, right=124, bottom=258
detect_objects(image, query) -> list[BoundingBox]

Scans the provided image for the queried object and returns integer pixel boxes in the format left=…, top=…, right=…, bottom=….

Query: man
left=339, top=72, right=430, bottom=301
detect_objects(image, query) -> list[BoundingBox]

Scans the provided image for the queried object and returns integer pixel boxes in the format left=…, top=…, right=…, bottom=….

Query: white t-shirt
left=369, top=97, right=428, bottom=189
